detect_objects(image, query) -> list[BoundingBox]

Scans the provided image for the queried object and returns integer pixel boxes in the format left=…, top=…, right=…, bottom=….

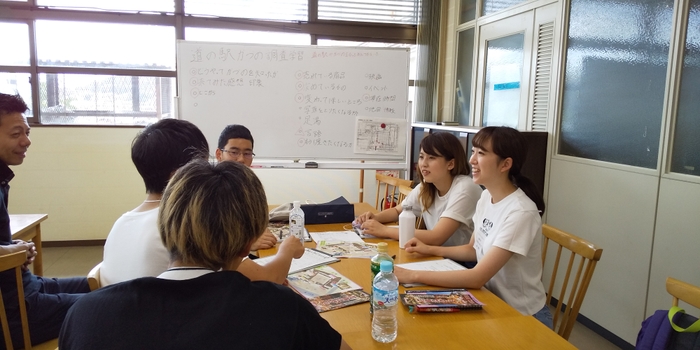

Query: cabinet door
left=474, top=12, right=534, bottom=129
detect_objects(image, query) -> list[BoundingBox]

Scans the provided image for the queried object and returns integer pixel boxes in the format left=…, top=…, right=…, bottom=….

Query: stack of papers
left=309, top=231, right=378, bottom=258
left=253, top=248, right=339, bottom=275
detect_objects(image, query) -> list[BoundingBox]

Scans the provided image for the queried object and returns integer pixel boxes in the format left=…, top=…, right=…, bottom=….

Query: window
left=37, top=0, right=173, bottom=12
left=670, top=0, right=700, bottom=176
left=38, top=73, right=174, bottom=125
left=318, top=0, right=418, bottom=24
left=2, top=0, right=418, bottom=126
left=186, top=28, right=310, bottom=46
left=36, top=21, right=175, bottom=70
left=558, top=0, right=673, bottom=168
left=0, top=22, right=29, bottom=66
left=184, top=0, right=307, bottom=21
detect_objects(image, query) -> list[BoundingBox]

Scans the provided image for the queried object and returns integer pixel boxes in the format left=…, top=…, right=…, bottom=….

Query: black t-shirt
left=59, top=271, right=342, bottom=350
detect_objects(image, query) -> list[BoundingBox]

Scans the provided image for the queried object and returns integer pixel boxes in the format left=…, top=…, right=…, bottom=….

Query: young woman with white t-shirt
left=394, top=126, right=553, bottom=327
left=354, top=132, right=482, bottom=247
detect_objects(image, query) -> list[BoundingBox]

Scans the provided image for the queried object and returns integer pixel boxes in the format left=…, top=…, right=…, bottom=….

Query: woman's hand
left=393, top=266, right=417, bottom=284
left=353, top=211, right=374, bottom=225
left=404, top=237, right=431, bottom=255
left=360, top=219, right=390, bottom=238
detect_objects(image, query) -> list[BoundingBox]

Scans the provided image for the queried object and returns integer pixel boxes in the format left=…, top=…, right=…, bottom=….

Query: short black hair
left=0, top=93, right=29, bottom=120
left=217, top=124, right=254, bottom=149
left=131, top=119, right=209, bottom=194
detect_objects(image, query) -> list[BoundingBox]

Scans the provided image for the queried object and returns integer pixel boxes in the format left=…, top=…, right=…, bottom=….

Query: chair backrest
left=0, top=251, right=34, bottom=350
left=667, top=277, right=700, bottom=309
left=541, top=224, right=603, bottom=340
left=87, top=262, right=102, bottom=291
left=374, top=174, right=412, bottom=211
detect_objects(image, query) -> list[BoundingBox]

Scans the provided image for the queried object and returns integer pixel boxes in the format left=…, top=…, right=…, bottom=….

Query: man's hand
left=250, top=229, right=278, bottom=251
left=278, top=236, right=305, bottom=259
left=11, top=240, right=36, bottom=271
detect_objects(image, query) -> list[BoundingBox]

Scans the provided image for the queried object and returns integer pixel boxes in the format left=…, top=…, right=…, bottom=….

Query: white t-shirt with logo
left=401, top=175, right=482, bottom=247
left=472, top=188, right=545, bottom=315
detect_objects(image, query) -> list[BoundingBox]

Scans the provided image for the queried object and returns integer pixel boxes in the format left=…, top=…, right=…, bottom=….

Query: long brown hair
left=472, top=127, right=545, bottom=216
left=417, top=132, right=469, bottom=213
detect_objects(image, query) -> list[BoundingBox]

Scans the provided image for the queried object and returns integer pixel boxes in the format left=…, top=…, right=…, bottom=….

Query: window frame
left=0, top=0, right=418, bottom=127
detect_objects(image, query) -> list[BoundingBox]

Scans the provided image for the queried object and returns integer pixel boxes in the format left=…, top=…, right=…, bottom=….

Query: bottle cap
left=380, top=260, right=393, bottom=272
left=377, top=242, right=388, bottom=253
left=293, top=200, right=300, bottom=208
left=403, top=205, right=412, bottom=211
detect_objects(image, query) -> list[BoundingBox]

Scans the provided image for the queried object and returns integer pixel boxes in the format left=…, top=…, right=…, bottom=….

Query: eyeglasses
left=221, top=148, right=255, bottom=159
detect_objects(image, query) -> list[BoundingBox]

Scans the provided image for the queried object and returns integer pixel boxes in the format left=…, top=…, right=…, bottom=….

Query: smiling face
left=418, top=147, right=454, bottom=185
left=469, top=138, right=510, bottom=188
left=0, top=112, right=31, bottom=166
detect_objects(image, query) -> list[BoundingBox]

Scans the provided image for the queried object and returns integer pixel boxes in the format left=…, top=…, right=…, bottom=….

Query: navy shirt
left=0, top=162, right=39, bottom=305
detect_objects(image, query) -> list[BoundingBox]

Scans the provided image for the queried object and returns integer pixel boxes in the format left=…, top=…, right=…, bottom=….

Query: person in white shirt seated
left=60, top=160, right=350, bottom=350
left=100, top=119, right=302, bottom=287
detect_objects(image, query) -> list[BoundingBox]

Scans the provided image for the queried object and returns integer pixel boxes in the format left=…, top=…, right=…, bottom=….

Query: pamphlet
left=286, top=265, right=363, bottom=299
left=307, top=290, right=371, bottom=313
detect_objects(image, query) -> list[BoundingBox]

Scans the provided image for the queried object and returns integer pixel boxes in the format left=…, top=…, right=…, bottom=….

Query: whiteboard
left=177, top=41, right=410, bottom=161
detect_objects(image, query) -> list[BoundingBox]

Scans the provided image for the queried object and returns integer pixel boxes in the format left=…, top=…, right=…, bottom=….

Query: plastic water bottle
left=289, top=200, right=305, bottom=240
left=370, top=242, right=393, bottom=314
left=398, top=205, right=416, bottom=249
left=372, top=260, right=398, bottom=343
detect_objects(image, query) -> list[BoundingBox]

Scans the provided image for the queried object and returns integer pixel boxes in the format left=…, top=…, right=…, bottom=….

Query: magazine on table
left=399, top=289, right=484, bottom=313
left=286, top=265, right=363, bottom=299
left=267, top=222, right=311, bottom=242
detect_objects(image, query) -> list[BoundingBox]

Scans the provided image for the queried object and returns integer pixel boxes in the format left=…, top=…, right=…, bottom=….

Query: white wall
left=646, top=178, right=700, bottom=316
left=9, top=127, right=380, bottom=241
left=546, top=157, right=659, bottom=343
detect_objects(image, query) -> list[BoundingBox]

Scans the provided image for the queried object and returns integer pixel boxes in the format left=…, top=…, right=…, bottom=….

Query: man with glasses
left=216, top=124, right=278, bottom=251
left=215, top=124, right=256, bottom=166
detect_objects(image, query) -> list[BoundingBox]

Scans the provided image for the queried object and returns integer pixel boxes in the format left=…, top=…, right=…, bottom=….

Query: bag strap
left=668, top=306, right=700, bottom=333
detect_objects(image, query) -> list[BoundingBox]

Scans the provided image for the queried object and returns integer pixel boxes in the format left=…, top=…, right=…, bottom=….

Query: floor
left=41, top=246, right=623, bottom=350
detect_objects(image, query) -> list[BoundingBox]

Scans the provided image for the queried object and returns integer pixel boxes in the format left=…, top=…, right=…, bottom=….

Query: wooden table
left=10, top=214, right=48, bottom=276
left=262, top=203, right=575, bottom=349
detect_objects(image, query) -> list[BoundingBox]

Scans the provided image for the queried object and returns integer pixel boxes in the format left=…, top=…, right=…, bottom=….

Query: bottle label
left=373, top=286, right=398, bottom=310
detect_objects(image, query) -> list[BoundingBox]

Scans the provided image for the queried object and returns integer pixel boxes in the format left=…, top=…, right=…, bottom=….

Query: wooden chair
left=0, top=251, right=59, bottom=350
left=541, top=224, right=603, bottom=340
left=374, top=174, right=412, bottom=212
left=397, top=184, right=412, bottom=205
left=667, top=277, right=700, bottom=309
left=87, top=262, right=102, bottom=291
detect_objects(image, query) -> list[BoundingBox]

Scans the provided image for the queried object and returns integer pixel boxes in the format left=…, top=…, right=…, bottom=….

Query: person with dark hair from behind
left=59, top=160, right=351, bottom=350
left=99, top=119, right=209, bottom=286
left=394, top=126, right=553, bottom=328
left=100, top=119, right=302, bottom=286
left=216, top=124, right=278, bottom=251
left=0, top=92, right=90, bottom=348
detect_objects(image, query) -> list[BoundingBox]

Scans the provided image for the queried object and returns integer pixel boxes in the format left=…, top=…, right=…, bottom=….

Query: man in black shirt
left=0, top=93, right=90, bottom=348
